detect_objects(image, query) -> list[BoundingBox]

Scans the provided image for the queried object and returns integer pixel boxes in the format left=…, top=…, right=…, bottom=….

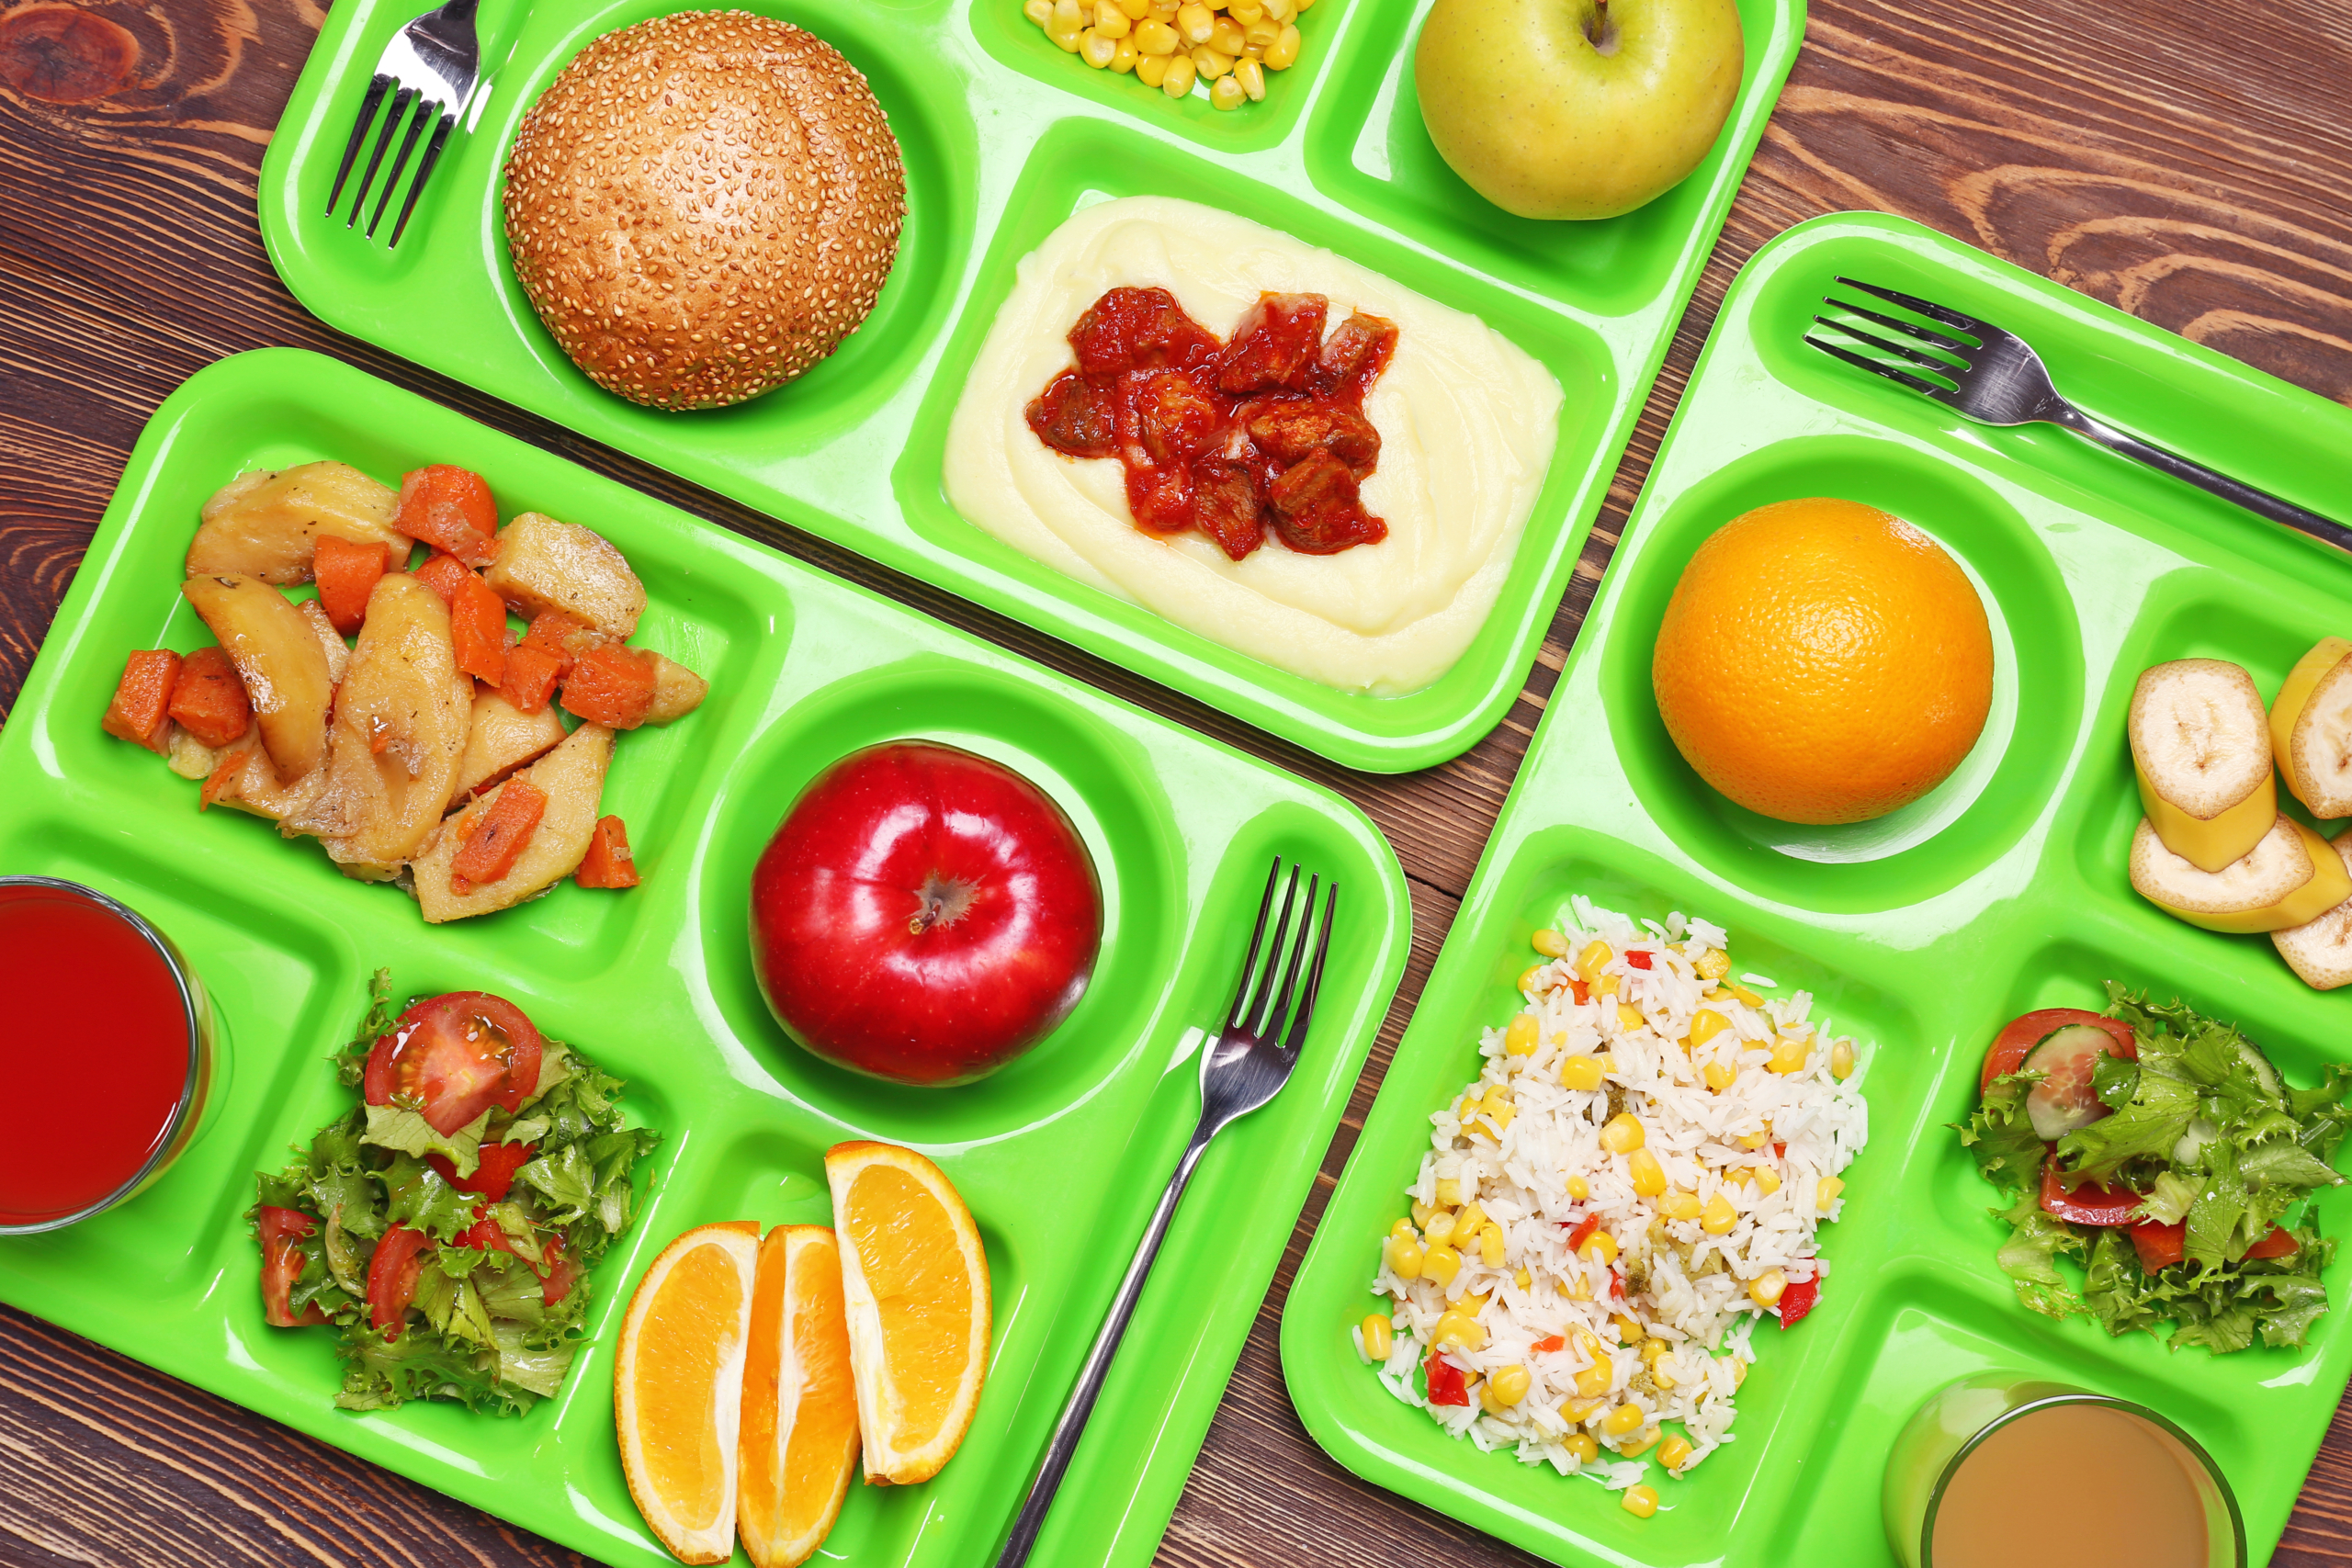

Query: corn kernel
left=1080, top=28, right=1118, bottom=65
left=1749, top=1269, right=1786, bottom=1308
left=1431, top=1311, right=1486, bottom=1353
left=1193, top=44, right=1234, bottom=77
left=1389, top=1218, right=1417, bottom=1242
left=1135, top=16, right=1179, bottom=50
left=1487, top=1363, right=1532, bottom=1406
left=1601, top=1402, right=1644, bottom=1437
left=1701, top=1193, right=1736, bottom=1235
left=1118, top=0, right=1151, bottom=14
left=1513, top=1267, right=1531, bottom=1289
left=1723, top=1166, right=1752, bottom=1189
left=1209, top=17, right=1247, bottom=54
left=1517, top=965, right=1544, bottom=995
left=1385, top=1234, right=1423, bottom=1279
left=1565, top=1432, right=1600, bottom=1463
left=1573, top=1361, right=1612, bottom=1398
left=1601, top=1113, right=1645, bottom=1154
left=1560, top=1055, right=1604, bottom=1092
left=1659, top=1190, right=1702, bottom=1221
left=1422, top=1244, right=1461, bottom=1286
left=1628, top=1146, right=1667, bottom=1197
left=1457, top=1291, right=1490, bottom=1312
left=1767, top=1038, right=1810, bottom=1076
left=1532, top=928, right=1570, bottom=958
left=1136, top=51, right=1170, bottom=83
left=1562, top=1396, right=1602, bottom=1423
left=1579, top=1229, right=1618, bottom=1266
left=1617, top=1004, right=1645, bottom=1033
left=1651, top=1355, right=1679, bottom=1387
left=1447, top=1201, right=1482, bottom=1239
left=1831, top=1039, right=1857, bottom=1079
left=1161, top=50, right=1196, bottom=92
left=1024, top=0, right=1054, bottom=24
left=1592, top=974, right=1620, bottom=998
left=1228, top=0, right=1263, bottom=17
left=1175, top=0, right=1215, bottom=38
left=1111, top=35, right=1138, bottom=69
left=1638, top=1336, right=1666, bottom=1363
left=1093, top=0, right=1131, bottom=32
left=1359, top=1313, right=1394, bottom=1361
left=1617, top=1427, right=1662, bottom=1459
left=1486, top=1084, right=1514, bottom=1111
left=1435, top=1177, right=1464, bottom=1207
left=1702, top=1059, right=1737, bottom=1092
left=1575, top=941, right=1612, bottom=982
left=1725, top=983, right=1762, bottom=1006
left=1688, top=1009, right=1729, bottom=1046
left=1566, top=1271, right=1595, bottom=1301
left=1566, top=1173, right=1591, bottom=1201
left=1479, top=1224, right=1506, bottom=1266
left=1817, top=1175, right=1845, bottom=1212
left=1694, top=947, right=1731, bottom=980
left=1241, top=17, right=1281, bottom=49
left=1755, top=1167, right=1781, bottom=1196
left=1262, top=0, right=1295, bottom=17
left=1430, top=1211, right=1464, bottom=1249
left=1505, top=1013, right=1540, bottom=1055
left=1733, top=1357, right=1748, bottom=1386
left=1622, top=1484, right=1658, bottom=1518
left=1294, top=0, right=1315, bottom=12
left=1052, top=18, right=1085, bottom=48
left=1410, top=1199, right=1439, bottom=1229
left=1659, top=1434, right=1694, bottom=1472
left=1738, top=1123, right=1772, bottom=1150
left=1612, top=1314, right=1645, bottom=1343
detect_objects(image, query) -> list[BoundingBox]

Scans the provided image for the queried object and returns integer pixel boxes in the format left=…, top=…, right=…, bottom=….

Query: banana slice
left=2274, top=831, right=2352, bottom=989
left=2130, top=815, right=2350, bottom=933
left=2130, top=660, right=2278, bottom=873
left=2269, top=637, right=2352, bottom=818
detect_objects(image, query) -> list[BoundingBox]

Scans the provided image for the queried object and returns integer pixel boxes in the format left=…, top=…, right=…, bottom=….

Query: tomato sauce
left=1024, top=286, right=1398, bottom=560
left=0, top=886, right=193, bottom=1226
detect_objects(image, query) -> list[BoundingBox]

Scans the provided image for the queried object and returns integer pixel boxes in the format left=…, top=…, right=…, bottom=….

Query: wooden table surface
left=5, top=0, right=2351, bottom=1562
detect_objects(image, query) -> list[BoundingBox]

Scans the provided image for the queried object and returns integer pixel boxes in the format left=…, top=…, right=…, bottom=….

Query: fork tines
left=326, top=73, right=458, bottom=247
left=1804, top=276, right=1987, bottom=402
left=1226, top=859, right=1339, bottom=1050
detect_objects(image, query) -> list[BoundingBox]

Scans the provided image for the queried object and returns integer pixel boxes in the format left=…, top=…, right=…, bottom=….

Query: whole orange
left=1650, top=497, right=1995, bottom=825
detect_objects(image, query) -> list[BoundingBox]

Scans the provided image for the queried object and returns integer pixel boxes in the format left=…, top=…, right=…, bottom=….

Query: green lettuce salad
left=1959, top=984, right=2352, bottom=1353
left=250, top=971, right=661, bottom=1413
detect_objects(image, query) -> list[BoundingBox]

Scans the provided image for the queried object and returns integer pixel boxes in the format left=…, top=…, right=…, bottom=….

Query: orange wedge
left=737, top=1225, right=861, bottom=1568
left=824, top=1141, right=991, bottom=1485
left=616, top=1222, right=761, bottom=1564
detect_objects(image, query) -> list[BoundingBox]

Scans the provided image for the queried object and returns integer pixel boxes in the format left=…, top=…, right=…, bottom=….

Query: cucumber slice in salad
left=2023, top=1023, right=2131, bottom=1141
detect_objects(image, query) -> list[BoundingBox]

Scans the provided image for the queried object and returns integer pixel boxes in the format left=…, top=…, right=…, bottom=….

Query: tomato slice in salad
left=257, top=1206, right=327, bottom=1328
left=2040, top=1157, right=2143, bottom=1226
left=2128, top=1219, right=2299, bottom=1273
left=365, top=992, right=545, bottom=1136
left=366, top=1224, right=431, bottom=1338
left=1981, top=1008, right=2137, bottom=1090
left=427, top=1140, right=537, bottom=1202
left=458, top=1207, right=575, bottom=1303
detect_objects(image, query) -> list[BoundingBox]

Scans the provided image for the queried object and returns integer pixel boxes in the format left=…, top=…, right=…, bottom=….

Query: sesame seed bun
left=501, top=10, right=907, bottom=412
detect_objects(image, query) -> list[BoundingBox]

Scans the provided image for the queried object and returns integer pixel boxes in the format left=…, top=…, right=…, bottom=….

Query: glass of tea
left=1884, top=1372, right=2245, bottom=1568
left=0, top=877, right=217, bottom=1234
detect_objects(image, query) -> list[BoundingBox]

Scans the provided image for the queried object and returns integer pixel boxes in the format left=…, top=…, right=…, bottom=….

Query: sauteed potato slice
left=187, top=462, right=411, bottom=585
left=180, top=574, right=334, bottom=784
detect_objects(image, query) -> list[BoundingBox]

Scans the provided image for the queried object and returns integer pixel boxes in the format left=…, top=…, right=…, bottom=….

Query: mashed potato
left=943, top=197, right=1563, bottom=696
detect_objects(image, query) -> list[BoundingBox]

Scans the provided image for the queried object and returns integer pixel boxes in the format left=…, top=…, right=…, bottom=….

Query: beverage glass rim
left=0, top=875, right=209, bottom=1236
left=1921, top=1388, right=2247, bottom=1568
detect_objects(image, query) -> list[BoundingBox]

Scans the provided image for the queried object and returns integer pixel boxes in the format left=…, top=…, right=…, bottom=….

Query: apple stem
left=909, top=874, right=977, bottom=936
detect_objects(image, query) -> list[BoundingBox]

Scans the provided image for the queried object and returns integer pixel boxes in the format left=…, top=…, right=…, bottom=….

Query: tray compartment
left=1595, top=433, right=2083, bottom=913
left=967, top=0, right=1350, bottom=155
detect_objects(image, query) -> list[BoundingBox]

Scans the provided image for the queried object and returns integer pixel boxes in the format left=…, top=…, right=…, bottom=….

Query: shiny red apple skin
left=751, top=741, right=1102, bottom=1086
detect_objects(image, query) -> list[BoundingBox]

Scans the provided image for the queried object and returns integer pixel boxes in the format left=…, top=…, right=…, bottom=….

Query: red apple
left=750, top=741, right=1102, bottom=1086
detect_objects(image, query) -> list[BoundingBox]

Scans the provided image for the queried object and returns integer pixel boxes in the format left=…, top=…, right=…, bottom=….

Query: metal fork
left=324, top=0, right=482, bottom=248
left=1808, top=277, right=2349, bottom=550
left=994, top=858, right=1337, bottom=1568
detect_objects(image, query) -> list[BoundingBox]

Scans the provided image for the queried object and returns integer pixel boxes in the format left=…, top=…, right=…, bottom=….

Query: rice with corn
left=1357, top=897, right=1869, bottom=1498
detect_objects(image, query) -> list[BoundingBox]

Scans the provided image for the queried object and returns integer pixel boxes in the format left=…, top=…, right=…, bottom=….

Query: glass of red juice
left=0, top=878, right=216, bottom=1233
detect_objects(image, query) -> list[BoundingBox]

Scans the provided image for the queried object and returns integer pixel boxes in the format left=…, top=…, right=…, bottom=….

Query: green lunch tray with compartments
left=1279, top=211, right=2352, bottom=1566
left=254, top=0, right=1805, bottom=772
left=0, top=348, right=1412, bottom=1568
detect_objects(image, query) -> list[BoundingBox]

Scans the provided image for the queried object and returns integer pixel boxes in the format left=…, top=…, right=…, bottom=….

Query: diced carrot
left=500, top=642, right=564, bottom=714
left=521, top=609, right=602, bottom=677
left=199, top=745, right=245, bottom=811
left=450, top=778, right=548, bottom=891
left=167, top=645, right=253, bottom=748
left=313, top=534, right=389, bottom=636
left=413, top=550, right=473, bottom=606
left=394, top=465, right=499, bottom=567
left=448, top=571, right=508, bottom=687
left=103, top=649, right=181, bottom=752
left=560, top=643, right=655, bottom=729
left=575, top=816, right=639, bottom=889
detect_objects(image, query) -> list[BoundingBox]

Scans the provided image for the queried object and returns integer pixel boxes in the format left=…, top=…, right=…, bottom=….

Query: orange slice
left=737, top=1225, right=861, bottom=1568
left=824, top=1141, right=991, bottom=1485
left=615, top=1222, right=761, bottom=1564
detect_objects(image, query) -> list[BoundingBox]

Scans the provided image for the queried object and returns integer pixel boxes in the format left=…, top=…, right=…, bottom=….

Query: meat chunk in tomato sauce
left=1216, top=293, right=1328, bottom=394
left=1125, top=463, right=1195, bottom=535
left=1067, top=286, right=1220, bottom=377
left=1245, top=400, right=1381, bottom=474
left=1269, top=450, right=1386, bottom=554
left=1026, top=369, right=1116, bottom=458
left=1130, top=369, right=1223, bottom=467
left=1191, top=457, right=1265, bottom=561
left=1306, top=310, right=1398, bottom=400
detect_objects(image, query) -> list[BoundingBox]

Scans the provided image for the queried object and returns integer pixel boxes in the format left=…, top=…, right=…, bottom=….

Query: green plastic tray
left=0, top=348, right=1412, bottom=1568
left=254, top=0, right=1804, bottom=772
left=1280, top=211, right=2352, bottom=1566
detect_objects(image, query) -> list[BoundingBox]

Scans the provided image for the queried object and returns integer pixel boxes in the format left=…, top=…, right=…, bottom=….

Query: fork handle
left=994, top=1122, right=1214, bottom=1568
left=2062, top=409, right=2352, bottom=552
